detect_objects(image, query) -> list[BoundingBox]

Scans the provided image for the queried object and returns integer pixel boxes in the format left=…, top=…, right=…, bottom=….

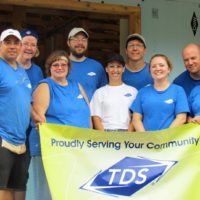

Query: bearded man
left=67, top=27, right=107, bottom=100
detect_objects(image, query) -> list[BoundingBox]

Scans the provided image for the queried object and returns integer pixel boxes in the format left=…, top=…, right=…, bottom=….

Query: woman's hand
left=190, top=116, right=200, bottom=124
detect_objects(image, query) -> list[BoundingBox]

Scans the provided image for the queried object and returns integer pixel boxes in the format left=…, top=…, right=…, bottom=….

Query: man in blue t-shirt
left=122, top=33, right=153, bottom=90
left=67, top=27, right=107, bottom=100
left=0, top=29, right=32, bottom=200
left=174, top=43, right=200, bottom=96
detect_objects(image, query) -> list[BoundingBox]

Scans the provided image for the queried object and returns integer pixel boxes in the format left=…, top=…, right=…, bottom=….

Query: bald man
left=174, top=43, right=200, bottom=96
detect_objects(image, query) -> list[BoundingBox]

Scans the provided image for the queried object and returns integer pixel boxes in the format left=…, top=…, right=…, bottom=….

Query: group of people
left=0, top=26, right=199, bottom=200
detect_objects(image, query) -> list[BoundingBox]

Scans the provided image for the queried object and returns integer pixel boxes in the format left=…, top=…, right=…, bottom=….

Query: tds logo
left=80, top=156, right=177, bottom=197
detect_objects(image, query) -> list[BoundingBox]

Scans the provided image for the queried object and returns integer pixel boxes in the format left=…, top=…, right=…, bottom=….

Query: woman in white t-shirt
left=90, top=53, right=138, bottom=132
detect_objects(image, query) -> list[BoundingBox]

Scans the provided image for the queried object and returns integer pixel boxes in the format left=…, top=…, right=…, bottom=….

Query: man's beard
left=71, top=48, right=87, bottom=58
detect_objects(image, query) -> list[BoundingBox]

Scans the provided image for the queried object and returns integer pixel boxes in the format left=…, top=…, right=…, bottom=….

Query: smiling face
left=67, top=32, right=88, bottom=58
left=150, top=55, right=172, bottom=81
left=50, top=59, right=69, bottom=81
left=106, top=60, right=124, bottom=84
left=125, top=39, right=146, bottom=62
left=0, top=35, right=21, bottom=62
left=182, top=44, right=200, bottom=76
left=20, top=35, right=38, bottom=60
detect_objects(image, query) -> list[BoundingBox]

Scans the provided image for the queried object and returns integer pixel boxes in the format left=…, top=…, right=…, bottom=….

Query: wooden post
left=129, top=7, right=141, bottom=34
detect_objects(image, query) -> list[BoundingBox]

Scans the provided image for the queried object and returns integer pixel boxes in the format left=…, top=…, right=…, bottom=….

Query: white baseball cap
left=68, top=27, right=89, bottom=40
left=0, top=28, right=22, bottom=41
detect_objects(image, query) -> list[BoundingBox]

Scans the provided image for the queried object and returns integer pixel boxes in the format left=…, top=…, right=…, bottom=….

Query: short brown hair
left=45, top=50, right=71, bottom=77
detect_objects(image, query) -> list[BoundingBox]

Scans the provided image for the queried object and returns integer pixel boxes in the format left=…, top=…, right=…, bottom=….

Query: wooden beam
left=0, top=0, right=140, bottom=15
left=129, top=8, right=141, bottom=34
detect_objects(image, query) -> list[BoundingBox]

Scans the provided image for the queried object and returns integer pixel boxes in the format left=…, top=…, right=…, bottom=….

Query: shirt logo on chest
left=124, top=93, right=132, bottom=97
left=164, top=99, right=174, bottom=104
left=77, top=94, right=84, bottom=99
left=87, top=72, right=96, bottom=76
left=27, top=83, right=32, bottom=89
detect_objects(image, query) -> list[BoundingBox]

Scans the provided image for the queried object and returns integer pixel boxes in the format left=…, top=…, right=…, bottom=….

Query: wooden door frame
left=0, top=0, right=141, bottom=34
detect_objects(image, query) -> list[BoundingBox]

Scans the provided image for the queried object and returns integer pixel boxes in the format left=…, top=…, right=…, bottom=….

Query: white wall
left=83, top=0, right=200, bottom=80
left=141, top=0, right=200, bottom=80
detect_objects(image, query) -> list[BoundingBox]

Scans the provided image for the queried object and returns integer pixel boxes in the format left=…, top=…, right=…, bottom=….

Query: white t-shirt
left=90, top=83, right=138, bottom=129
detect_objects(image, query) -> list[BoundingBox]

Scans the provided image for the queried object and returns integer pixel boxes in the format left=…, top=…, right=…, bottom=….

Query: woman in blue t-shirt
left=130, top=54, right=189, bottom=131
left=33, top=50, right=90, bottom=128
left=28, top=50, right=90, bottom=200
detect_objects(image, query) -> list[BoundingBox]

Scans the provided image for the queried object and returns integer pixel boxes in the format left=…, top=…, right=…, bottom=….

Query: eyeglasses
left=51, top=63, right=68, bottom=68
left=127, top=44, right=144, bottom=49
left=22, top=42, right=37, bottom=49
left=70, top=37, right=88, bottom=43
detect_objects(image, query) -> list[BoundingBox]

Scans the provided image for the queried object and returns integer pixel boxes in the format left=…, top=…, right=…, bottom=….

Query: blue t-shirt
left=25, top=62, right=44, bottom=89
left=122, top=63, right=153, bottom=90
left=130, top=84, right=189, bottom=131
left=173, top=70, right=200, bottom=96
left=0, top=58, right=32, bottom=145
left=67, top=58, right=107, bottom=100
left=26, top=63, right=44, bottom=150
left=188, top=85, right=200, bottom=117
left=29, top=78, right=90, bottom=155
